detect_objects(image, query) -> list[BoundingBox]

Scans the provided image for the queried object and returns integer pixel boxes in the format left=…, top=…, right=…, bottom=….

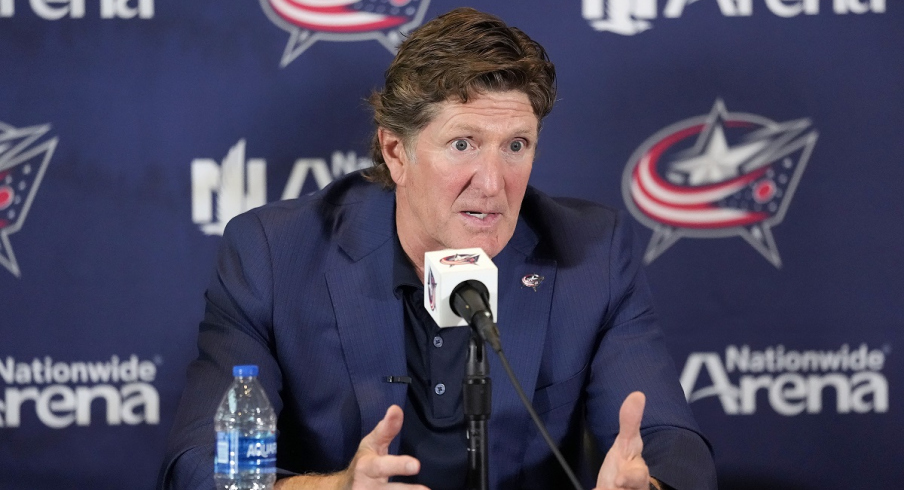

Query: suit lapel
left=325, top=186, right=408, bottom=453
left=492, top=251, right=557, bottom=398
left=488, top=219, right=557, bottom=476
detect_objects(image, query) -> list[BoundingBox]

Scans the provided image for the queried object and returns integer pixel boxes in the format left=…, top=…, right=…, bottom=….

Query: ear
left=379, top=127, right=410, bottom=187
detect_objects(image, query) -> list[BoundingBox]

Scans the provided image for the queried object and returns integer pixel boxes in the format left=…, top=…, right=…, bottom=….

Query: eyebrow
left=446, top=123, right=538, bottom=137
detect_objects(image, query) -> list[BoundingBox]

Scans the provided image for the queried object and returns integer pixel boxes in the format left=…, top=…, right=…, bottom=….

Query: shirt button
left=434, top=383, right=446, bottom=395
left=433, top=336, right=443, bottom=348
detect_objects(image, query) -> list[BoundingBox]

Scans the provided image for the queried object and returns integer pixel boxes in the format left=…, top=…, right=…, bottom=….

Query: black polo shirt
left=392, top=239, right=471, bottom=489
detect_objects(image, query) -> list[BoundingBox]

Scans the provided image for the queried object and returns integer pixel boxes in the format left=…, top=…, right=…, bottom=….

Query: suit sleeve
left=158, top=211, right=283, bottom=490
left=584, top=212, right=717, bottom=490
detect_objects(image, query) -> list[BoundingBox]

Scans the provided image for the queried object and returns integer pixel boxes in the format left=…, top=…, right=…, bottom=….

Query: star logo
left=259, top=0, right=431, bottom=68
left=0, top=120, right=57, bottom=278
left=669, top=124, right=770, bottom=186
left=621, top=100, right=818, bottom=268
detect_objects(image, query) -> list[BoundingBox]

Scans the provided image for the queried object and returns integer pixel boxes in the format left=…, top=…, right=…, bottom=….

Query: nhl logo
left=621, top=99, right=818, bottom=268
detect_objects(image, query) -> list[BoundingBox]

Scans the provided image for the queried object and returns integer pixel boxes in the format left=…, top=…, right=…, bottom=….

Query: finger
left=619, top=391, right=645, bottom=435
left=617, top=391, right=646, bottom=457
left=361, top=405, right=405, bottom=455
left=359, top=454, right=421, bottom=479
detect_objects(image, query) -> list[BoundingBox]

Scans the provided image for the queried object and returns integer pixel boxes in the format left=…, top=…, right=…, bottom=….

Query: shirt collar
left=392, top=237, right=422, bottom=298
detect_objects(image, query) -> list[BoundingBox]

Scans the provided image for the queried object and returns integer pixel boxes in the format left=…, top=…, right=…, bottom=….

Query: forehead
left=425, top=91, right=540, bottom=135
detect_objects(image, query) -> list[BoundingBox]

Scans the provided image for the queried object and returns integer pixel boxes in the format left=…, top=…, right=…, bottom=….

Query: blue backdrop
left=1, top=0, right=901, bottom=488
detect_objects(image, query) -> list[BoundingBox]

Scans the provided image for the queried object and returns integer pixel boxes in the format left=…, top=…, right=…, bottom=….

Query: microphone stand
left=449, top=280, right=583, bottom=490
left=463, top=332, right=490, bottom=490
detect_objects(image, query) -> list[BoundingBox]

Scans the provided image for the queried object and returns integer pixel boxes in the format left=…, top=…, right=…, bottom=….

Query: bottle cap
left=233, top=365, right=259, bottom=377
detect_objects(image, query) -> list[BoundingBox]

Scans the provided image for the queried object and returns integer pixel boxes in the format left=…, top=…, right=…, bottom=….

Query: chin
left=467, top=238, right=504, bottom=258
left=446, top=228, right=511, bottom=257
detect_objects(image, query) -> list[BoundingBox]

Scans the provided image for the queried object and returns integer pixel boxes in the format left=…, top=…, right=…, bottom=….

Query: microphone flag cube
left=424, top=248, right=498, bottom=328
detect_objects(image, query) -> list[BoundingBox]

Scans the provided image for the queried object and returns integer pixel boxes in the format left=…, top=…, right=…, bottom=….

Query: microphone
left=450, top=280, right=501, bottom=352
left=423, top=248, right=501, bottom=351
left=423, top=247, right=498, bottom=319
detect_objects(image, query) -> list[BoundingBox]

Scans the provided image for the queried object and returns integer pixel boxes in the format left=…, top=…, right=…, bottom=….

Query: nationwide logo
left=259, top=0, right=431, bottom=67
left=680, top=343, right=889, bottom=415
left=621, top=99, right=818, bottom=268
left=0, top=354, right=160, bottom=428
left=0, top=120, right=57, bottom=278
left=582, top=0, right=886, bottom=35
left=191, top=139, right=372, bottom=235
left=0, top=0, right=154, bottom=19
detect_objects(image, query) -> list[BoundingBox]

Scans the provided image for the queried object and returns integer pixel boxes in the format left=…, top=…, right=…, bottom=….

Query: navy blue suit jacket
left=161, top=172, right=715, bottom=489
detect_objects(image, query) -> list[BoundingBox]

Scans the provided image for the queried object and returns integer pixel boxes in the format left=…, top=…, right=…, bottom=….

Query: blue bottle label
left=215, top=431, right=277, bottom=474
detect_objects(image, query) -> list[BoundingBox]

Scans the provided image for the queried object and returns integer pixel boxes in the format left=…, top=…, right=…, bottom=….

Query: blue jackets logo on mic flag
left=260, top=0, right=431, bottom=67
left=427, top=267, right=437, bottom=311
left=439, top=253, right=479, bottom=267
left=0, top=120, right=57, bottom=278
left=621, top=100, right=818, bottom=268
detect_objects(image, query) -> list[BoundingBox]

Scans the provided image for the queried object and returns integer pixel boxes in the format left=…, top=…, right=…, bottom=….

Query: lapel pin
left=521, top=273, right=544, bottom=292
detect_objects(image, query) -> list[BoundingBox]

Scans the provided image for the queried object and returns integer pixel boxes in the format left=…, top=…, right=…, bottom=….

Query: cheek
left=416, top=180, right=459, bottom=226
left=505, top=168, right=532, bottom=201
left=434, top=175, right=470, bottom=209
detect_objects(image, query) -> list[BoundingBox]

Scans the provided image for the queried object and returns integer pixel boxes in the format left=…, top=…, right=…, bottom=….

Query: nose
left=473, top=152, right=504, bottom=197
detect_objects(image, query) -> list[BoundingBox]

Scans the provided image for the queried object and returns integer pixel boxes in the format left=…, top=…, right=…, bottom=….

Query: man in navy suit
left=161, top=7, right=715, bottom=490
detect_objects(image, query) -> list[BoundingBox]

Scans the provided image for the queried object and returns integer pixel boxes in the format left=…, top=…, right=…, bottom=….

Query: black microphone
left=450, top=280, right=501, bottom=353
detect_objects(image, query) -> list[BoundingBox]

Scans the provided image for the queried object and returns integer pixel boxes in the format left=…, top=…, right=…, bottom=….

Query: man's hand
left=595, top=392, right=652, bottom=490
left=343, top=405, right=427, bottom=489
left=275, top=405, right=428, bottom=490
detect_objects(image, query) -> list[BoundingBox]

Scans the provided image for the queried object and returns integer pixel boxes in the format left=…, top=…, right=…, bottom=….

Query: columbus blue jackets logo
left=622, top=100, right=818, bottom=268
left=440, top=253, right=479, bottom=267
left=0, top=120, right=57, bottom=278
left=260, top=0, right=431, bottom=67
left=521, top=273, right=543, bottom=291
left=427, top=267, right=436, bottom=311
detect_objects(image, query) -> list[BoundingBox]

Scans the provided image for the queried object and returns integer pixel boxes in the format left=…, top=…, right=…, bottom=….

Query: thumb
left=617, top=391, right=645, bottom=458
left=361, top=405, right=404, bottom=456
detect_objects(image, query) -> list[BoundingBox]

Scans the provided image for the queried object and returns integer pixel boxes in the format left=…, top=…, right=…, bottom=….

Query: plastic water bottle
left=214, top=365, right=277, bottom=490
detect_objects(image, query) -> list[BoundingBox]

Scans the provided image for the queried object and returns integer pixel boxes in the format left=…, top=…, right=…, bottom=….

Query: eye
left=453, top=139, right=470, bottom=151
left=509, top=140, right=524, bottom=152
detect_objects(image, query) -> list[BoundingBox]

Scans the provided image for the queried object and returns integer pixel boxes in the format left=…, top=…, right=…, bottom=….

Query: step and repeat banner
left=1, top=1, right=900, bottom=488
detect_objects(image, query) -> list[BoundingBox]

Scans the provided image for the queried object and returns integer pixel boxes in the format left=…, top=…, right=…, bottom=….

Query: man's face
left=383, top=90, right=538, bottom=265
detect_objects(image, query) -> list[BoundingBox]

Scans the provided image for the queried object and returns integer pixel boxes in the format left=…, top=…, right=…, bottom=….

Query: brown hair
left=365, top=7, right=557, bottom=189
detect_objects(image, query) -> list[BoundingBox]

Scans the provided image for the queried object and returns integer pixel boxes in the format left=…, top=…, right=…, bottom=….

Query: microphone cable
left=489, top=342, right=586, bottom=490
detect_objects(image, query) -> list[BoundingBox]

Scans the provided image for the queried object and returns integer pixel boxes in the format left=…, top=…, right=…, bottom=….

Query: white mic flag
left=424, top=248, right=498, bottom=328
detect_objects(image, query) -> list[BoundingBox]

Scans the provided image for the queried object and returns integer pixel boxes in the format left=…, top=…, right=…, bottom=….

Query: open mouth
left=464, top=211, right=489, bottom=220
